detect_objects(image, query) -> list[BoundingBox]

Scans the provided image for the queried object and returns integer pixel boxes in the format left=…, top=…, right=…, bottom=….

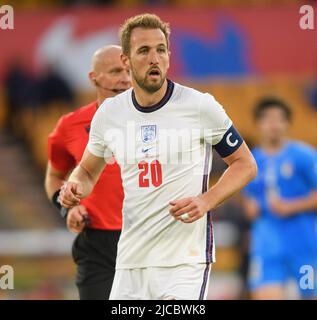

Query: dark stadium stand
left=0, top=133, right=60, bottom=230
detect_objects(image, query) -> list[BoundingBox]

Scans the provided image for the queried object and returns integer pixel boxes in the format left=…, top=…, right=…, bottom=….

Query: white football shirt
left=88, top=80, right=238, bottom=269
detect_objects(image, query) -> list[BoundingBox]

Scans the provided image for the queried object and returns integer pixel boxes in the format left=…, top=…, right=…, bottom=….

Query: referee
left=45, top=45, right=131, bottom=299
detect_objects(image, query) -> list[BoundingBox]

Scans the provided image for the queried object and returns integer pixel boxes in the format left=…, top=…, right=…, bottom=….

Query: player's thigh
left=155, top=263, right=212, bottom=300
left=248, top=254, right=287, bottom=299
left=251, top=285, right=284, bottom=300
left=109, top=268, right=150, bottom=300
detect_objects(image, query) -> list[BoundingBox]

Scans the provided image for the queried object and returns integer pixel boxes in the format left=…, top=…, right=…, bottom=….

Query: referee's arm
left=45, top=162, right=90, bottom=232
left=45, top=162, right=69, bottom=201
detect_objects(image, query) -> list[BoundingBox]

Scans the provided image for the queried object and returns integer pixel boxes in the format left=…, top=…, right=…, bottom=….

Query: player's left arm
left=170, top=142, right=257, bottom=223
left=270, top=192, right=317, bottom=216
left=270, top=146, right=317, bottom=216
left=170, top=93, right=257, bottom=223
left=205, top=142, right=258, bottom=207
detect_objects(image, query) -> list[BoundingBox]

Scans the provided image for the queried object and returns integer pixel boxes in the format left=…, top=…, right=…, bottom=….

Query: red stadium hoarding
left=0, top=5, right=316, bottom=89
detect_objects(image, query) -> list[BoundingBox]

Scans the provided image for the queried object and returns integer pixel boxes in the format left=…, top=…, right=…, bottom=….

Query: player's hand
left=243, top=197, right=260, bottom=221
left=67, top=205, right=90, bottom=234
left=169, top=196, right=209, bottom=223
left=59, top=181, right=83, bottom=209
left=270, top=197, right=294, bottom=217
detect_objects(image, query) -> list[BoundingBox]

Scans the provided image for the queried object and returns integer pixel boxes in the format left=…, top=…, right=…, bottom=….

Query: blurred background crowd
left=0, top=0, right=316, bottom=299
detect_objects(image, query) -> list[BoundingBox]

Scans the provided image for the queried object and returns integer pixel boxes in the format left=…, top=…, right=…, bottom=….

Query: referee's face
left=128, top=27, right=170, bottom=93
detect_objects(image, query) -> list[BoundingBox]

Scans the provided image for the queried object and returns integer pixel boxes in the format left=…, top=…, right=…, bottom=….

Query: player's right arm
left=45, top=115, right=76, bottom=206
left=59, top=148, right=106, bottom=208
left=59, top=103, right=109, bottom=209
left=240, top=154, right=260, bottom=221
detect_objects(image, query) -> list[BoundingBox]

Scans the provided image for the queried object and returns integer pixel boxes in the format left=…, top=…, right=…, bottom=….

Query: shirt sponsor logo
left=141, top=146, right=155, bottom=154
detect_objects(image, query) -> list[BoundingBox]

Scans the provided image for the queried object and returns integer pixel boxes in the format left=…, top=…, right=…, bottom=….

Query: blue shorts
left=249, top=219, right=317, bottom=298
left=249, top=252, right=317, bottom=298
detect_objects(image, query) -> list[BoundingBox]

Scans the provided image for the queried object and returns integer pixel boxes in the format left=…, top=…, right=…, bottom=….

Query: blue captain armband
left=213, top=125, right=244, bottom=158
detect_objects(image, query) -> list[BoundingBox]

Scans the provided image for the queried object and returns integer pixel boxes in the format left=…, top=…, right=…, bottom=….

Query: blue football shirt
left=244, top=140, right=317, bottom=255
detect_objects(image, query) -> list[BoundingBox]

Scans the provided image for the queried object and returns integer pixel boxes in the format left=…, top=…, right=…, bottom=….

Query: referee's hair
left=254, top=97, right=292, bottom=122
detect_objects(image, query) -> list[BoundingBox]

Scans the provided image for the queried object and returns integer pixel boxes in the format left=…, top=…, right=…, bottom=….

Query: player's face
left=127, top=27, right=170, bottom=93
left=97, top=53, right=131, bottom=96
left=257, top=107, right=289, bottom=142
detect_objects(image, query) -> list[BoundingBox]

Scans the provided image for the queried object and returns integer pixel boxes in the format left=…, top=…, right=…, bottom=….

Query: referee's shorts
left=71, top=227, right=121, bottom=300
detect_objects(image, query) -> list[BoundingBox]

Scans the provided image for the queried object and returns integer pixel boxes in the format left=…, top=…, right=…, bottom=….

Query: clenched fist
left=59, top=181, right=83, bottom=209
left=67, top=205, right=90, bottom=234
left=169, top=196, right=210, bottom=223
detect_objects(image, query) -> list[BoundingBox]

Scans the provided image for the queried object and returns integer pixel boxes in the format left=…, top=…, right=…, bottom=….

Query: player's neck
left=261, top=138, right=287, bottom=154
left=133, top=79, right=168, bottom=107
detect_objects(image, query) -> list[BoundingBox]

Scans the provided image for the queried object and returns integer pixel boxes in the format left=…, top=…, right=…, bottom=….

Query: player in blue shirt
left=243, top=98, right=317, bottom=299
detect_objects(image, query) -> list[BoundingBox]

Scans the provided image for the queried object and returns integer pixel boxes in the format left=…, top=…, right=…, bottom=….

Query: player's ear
left=89, top=71, right=97, bottom=85
left=121, top=53, right=130, bottom=68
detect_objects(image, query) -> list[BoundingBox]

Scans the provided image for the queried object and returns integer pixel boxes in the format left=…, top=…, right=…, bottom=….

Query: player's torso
left=253, top=143, right=311, bottom=202
left=102, top=84, right=213, bottom=267
left=105, top=85, right=207, bottom=221
left=251, top=142, right=317, bottom=253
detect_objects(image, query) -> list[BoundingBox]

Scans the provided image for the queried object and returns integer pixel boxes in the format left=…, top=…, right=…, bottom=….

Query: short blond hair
left=119, top=13, right=170, bottom=56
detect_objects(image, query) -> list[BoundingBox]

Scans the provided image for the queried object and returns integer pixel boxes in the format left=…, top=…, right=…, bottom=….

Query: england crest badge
left=141, top=125, right=157, bottom=144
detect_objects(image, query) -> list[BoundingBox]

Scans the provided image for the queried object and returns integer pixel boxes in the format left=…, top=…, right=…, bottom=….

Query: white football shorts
left=109, top=263, right=212, bottom=300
